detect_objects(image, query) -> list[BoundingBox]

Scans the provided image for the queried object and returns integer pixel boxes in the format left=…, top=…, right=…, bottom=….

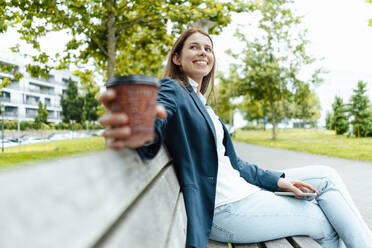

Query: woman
left=98, top=29, right=372, bottom=248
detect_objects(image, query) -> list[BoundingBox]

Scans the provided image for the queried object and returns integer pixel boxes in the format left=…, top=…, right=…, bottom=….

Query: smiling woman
left=98, top=29, right=372, bottom=248
left=163, top=29, right=216, bottom=100
left=171, top=32, right=215, bottom=87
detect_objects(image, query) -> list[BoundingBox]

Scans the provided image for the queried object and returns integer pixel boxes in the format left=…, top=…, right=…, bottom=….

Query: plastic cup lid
left=106, top=75, right=160, bottom=87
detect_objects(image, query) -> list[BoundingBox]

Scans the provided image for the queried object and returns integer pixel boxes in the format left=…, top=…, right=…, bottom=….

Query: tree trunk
left=267, top=37, right=276, bottom=140
left=107, top=0, right=116, bottom=80
left=269, top=97, right=277, bottom=140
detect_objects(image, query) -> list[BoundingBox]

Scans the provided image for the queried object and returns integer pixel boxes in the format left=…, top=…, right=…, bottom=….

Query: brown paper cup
left=106, top=75, right=160, bottom=143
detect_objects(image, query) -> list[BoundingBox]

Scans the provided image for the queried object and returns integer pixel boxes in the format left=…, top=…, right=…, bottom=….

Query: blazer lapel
left=187, top=85, right=217, bottom=144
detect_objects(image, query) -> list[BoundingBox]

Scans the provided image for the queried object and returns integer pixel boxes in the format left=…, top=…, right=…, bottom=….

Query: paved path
left=233, top=141, right=372, bottom=229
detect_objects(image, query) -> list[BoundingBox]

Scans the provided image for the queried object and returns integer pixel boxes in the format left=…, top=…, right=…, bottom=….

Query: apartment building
left=0, top=53, right=79, bottom=123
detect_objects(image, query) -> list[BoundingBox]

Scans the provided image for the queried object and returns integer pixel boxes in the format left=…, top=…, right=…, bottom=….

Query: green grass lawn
left=233, top=129, right=372, bottom=162
left=0, top=137, right=106, bottom=167
left=2, top=129, right=371, bottom=166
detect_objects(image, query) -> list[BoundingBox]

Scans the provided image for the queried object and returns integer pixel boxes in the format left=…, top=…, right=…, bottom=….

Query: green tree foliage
left=227, top=0, right=323, bottom=139
left=331, top=96, right=349, bottom=135
left=60, top=79, right=84, bottom=124
left=213, top=72, right=239, bottom=125
left=349, top=81, right=372, bottom=137
left=239, top=96, right=270, bottom=130
left=0, top=61, right=23, bottom=88
left=2, top=0, right=253, bottom=81
left=74, top=70, right=100, bottom=124
left=291, top=91, right=321, bottom=128
left=34, top=101, right=49, bottom=129
left=325, top=111, right=334, bottom=130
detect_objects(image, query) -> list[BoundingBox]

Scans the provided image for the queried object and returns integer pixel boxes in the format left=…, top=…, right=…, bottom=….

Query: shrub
left=41, top=123, right=50, bottom=130
left=48, top=123, right=56, bottom=130
left=92, top=123, right=102, bottom=130
left=20, top=121, right=35, bottom=130
left=56, top=122, right=69, bottom=130
left=241, top=123, right=265, bottom=131
left=71, top=122, right=82, bottom=130
left=4, top=120, right=18, bottom=130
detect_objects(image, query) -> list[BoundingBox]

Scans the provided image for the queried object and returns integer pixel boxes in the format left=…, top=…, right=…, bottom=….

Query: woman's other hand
left=98, top=89, right=167, bottom=150
left=277, top=178, right=319, bottom=199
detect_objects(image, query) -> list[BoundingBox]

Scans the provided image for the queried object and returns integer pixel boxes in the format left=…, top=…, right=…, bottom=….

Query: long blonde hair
left=163, top=28, right=216, bottom=100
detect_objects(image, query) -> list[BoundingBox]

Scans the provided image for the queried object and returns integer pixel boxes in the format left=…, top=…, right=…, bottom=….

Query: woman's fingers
left=298, top=186, right=309, bottom=193
left=98, top=93, right=166, bottom=150
left=105, top=134, right=150, bottom=150
left=294, top=181, right=319, bottom=195
left=277, top=178, right=302, bottom=197
left=106, top=139, right=127, bottom=150
left=99, top=113, right=128, bottom=127
left=103, top=127, right=131, bottom=139
left=290, top=185, right=305, bottom=198
left=156, top=104, right=167, bottom=119
left=277, top=178, right=319, bottom=199
left=98, top=89, right=116, bottom=109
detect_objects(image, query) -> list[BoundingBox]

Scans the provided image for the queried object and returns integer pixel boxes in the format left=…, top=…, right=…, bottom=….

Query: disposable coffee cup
left=106, top=75, right=160, bottom=143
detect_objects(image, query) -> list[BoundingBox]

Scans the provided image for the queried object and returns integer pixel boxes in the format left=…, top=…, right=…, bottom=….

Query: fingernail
left=107, top=89, right=114, bottom=95
left=123, top=127, right=131, bottom=135
left=119, top=114, right=128, bottom=122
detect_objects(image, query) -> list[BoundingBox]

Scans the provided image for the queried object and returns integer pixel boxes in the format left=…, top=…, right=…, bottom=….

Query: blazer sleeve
left=136, top=78, right=178, bottom=159
left=236, top=156, right=284, bottom=192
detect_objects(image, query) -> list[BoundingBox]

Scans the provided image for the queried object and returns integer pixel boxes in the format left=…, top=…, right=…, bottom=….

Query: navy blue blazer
left=137, top=78, right=283, bottom=248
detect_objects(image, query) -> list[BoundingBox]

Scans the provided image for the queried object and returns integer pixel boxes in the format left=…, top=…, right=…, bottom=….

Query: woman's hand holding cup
left=98, top=86, right=167, bottom=150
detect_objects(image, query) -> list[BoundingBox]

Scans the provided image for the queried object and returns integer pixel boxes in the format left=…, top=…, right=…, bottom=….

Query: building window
left=48, top=110, right=54, bottom=119
left=29, top=82, right=55, bottom=95
left=57, top=111, right=63, bottom=119
left=25, top=108, right=38, bottom=118
left=62, top=78, right=69, bottom=84
left=1, top=91, right=11, bottom=102
left=9, top=80, right=19, bottom=89
left=25, top=95, right=40, bottom=105
left=45, top=98, right=51, bottom=106
left=5, top=106, right=18, bottom=117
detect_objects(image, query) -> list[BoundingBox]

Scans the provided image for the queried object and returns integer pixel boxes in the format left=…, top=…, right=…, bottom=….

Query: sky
left=1, top=0, right=372, bottom=127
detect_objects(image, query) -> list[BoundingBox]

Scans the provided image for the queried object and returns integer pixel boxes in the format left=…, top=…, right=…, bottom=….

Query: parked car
left=87, top=129, right=104, bottom=137
left=47, top=132, right=71, bottom=141
left=48, top=131, right=91, bottom=140
left=18, top=135, right=44, bottom=144
left=1, top=136, right=18, bottom=148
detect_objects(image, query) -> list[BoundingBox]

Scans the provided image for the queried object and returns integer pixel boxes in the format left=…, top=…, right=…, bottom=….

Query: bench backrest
left=0, top=147, right=187, bottom=247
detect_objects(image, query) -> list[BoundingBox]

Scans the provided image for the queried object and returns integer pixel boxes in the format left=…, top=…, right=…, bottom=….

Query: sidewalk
left=233, top=141, right=372, bottom=229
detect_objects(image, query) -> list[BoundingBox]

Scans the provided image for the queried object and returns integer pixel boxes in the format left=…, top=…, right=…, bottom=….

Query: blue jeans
left=210, top=166, right=372, bottom=248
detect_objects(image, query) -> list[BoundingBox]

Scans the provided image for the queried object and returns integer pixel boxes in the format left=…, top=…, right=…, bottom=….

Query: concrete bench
left=0, top=146, right=320, bottom=247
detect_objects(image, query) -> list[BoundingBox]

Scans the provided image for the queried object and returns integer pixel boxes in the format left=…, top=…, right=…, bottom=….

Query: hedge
left=1, top=120, right=102, bottom=130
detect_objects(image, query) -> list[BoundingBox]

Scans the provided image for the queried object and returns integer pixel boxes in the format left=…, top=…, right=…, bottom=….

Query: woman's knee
left=308, top=165, right=340, bottom=179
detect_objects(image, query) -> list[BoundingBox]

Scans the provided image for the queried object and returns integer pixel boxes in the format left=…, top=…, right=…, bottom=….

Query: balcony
left=4, top=112, right=18, bottom=117
left=28, top=87, right=56, bottom=96
left=30, top=76, right=67, bottom=87
left=25, top=112, right=37, bottom=118
left=3, top=85, right=58, bottom=96
left=25, top=100, right=39, bottom=105
left=3, top=84, right=20, bottom=90
left=0, top=97, right=11, bottom=103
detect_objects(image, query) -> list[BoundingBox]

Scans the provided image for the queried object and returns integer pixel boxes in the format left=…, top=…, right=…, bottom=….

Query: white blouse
left=188, top=78, right=260, bottom=208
